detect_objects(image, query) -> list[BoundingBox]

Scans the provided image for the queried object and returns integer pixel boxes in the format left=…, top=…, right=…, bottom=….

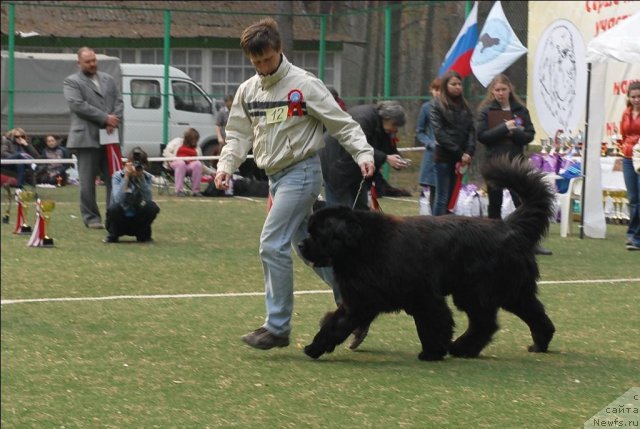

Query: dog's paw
left=418, top=351, right=445, bottom=361
left=527, top=344, right=549, bottom=353
left=304, top=344, right=324, bottom=359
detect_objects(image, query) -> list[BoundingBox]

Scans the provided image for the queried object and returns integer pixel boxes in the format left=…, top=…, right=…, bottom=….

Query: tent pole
left=580, top=62, right=592, bottom=239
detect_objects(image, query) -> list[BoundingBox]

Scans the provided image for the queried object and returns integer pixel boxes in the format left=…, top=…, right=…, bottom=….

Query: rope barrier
left=0, top=147, right=425, bottom=166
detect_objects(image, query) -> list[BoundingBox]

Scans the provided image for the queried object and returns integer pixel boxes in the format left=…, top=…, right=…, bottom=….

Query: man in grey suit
left=63, top=47, right=123, bottom=229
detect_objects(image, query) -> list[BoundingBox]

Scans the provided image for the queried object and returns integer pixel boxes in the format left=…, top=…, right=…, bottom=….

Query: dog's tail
left=481, top=156, right=555, bottom=247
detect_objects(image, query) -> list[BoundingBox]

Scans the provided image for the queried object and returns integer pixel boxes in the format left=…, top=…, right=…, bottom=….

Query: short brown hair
left=240, top=18, right=281, bottom=56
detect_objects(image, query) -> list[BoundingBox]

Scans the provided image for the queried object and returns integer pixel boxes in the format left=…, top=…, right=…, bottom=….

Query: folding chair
left=156, top=166, right=192, bottom=196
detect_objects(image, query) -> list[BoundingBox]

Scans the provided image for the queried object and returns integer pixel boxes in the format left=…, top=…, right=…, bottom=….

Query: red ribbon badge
left=287, top=89, right=304, bottom=117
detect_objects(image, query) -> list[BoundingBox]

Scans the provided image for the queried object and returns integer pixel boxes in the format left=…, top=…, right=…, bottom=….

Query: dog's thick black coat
left=299, top=157, right=556, bottom=361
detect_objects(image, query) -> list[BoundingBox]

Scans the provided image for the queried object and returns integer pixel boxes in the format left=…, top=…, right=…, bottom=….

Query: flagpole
left=463, top=0, right=473, bottom=101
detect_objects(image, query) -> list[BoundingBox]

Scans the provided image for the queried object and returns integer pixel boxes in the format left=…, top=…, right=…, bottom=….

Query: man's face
left=78, top=50, right=98, bottom=76
left=248, top=47, right=282, bottom=76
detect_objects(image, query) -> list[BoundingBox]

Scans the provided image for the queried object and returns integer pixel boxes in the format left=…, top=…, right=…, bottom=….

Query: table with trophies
left=531, top=129, right=628, bottom=225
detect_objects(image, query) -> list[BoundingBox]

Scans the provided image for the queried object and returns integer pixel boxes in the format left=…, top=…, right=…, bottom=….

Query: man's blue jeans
left=622, top=157, right=639, bottom=245
left=260, top=155, right=338, bottom=336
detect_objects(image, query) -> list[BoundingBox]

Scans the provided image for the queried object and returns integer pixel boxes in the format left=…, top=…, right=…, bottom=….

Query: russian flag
left=438, top=1, right=478, bottom=78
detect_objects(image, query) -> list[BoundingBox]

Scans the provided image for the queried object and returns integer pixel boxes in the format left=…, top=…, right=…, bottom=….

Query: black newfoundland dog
left=299, top=157, right=556, bottom=361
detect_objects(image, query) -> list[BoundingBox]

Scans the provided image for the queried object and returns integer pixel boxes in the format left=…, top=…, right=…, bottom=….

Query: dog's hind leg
left=450, top=307, right=499, bottom=358
left=503, top=295, right=555, bottom=353
left=413, top=298, right=453, bottom=361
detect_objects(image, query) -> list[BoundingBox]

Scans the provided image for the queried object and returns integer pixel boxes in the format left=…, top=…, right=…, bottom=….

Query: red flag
left=106, top=144, right=123, bottom=176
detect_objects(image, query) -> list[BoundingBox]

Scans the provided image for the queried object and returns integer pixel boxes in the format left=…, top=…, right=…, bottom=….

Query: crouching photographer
left=104, top=147, right=160, bottom=243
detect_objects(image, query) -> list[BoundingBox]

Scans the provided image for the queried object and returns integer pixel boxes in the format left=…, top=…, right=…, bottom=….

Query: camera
left=132, top=150, right=143, bottom=171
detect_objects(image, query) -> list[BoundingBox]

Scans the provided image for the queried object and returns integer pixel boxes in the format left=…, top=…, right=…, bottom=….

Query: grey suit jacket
left=63, top=71, right=123, bottom=149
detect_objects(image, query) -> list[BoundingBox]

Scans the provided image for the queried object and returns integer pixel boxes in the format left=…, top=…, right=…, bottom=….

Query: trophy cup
left=41, top=200, right=56, bottom=247
left=14, top=189, right=35, bottom=234
left=540, top=138, right=549, bottom=155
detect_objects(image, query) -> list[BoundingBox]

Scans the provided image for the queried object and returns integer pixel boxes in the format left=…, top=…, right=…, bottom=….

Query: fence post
left=318, top=14, right=326, bottom=81
left=7, top=3, right=16, bottom=130
left=162, top=9, right=171, bottom=148
left=383, top=5, right=392, bottom=180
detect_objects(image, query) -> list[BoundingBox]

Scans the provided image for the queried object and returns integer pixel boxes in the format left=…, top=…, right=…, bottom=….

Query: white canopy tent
left=581, top=12, right=640, bottom=238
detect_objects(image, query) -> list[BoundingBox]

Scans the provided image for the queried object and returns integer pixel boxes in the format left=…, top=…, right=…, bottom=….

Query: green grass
left=2, top=184, right=639, bottom=428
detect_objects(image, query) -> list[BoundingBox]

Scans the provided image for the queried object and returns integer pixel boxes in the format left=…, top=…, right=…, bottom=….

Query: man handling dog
left=214, top=18, right=375, bottom=350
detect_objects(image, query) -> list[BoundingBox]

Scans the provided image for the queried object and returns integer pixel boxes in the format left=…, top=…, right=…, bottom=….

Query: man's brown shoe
left=241, top=327, right=290, bottom=350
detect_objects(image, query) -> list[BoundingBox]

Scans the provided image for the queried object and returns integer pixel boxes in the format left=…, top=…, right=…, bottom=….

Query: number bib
left=266, top=106, right=287, bottom=124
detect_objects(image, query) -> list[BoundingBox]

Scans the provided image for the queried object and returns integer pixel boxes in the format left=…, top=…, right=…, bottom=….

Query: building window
left=209, top=49, right=336, bottom=99
left=172, top=49, right=203, bottom=87
left=209, top=49, right=255, bottom=100
left=292, top=52, right=335, bottom=83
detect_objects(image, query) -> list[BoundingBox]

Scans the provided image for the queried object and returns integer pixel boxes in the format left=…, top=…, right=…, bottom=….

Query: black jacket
left=430, top=98, right=476, bottom=164
left=320, top=104, right=398, bottom=192
left=476, top=99, right=535, bottom=160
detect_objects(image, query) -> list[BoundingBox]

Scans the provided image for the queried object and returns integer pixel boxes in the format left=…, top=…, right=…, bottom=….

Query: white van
left=120, top=63, right=218, bottom=158
left=1, top=51, right=220, bottom=161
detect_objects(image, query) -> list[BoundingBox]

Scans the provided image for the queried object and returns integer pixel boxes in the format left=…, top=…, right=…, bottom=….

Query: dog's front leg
left=304, top=305, right=355, bottom=359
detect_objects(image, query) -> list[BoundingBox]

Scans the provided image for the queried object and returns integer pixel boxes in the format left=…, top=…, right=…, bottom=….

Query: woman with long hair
left=476, top=74, right=552, bottom=255
left=620, top=81, right=640, bottom=250
left=430, top=70, right=475, bottom=216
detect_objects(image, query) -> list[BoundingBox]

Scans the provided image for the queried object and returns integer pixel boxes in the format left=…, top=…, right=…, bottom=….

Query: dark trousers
left=75, top=147, right=111, bottom=226
left=487, top=185, right=521, bottom=219
left=3, top=153, right=34, bottom=187
left=106, top=201, right=160, bottom=240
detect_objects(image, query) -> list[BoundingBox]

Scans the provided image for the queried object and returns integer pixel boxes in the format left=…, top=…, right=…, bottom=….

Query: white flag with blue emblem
left=470, top=1, right=527, bottom=87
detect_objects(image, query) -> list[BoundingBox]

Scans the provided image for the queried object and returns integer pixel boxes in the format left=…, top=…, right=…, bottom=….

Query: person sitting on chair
left=1, top=128, right=39, bottom=188
left=37, top=135, right=72, bottom=186
left=104, top=147, right=160, bottom=243
left=163, top=128, right=213, bottom=197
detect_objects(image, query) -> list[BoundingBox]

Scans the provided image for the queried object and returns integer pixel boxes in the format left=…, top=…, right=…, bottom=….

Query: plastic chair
left=559, top=177, right=583, bottom=237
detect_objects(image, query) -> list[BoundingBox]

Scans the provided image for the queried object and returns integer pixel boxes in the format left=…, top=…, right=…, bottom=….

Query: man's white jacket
left=217, top=55, right=373, bottom=176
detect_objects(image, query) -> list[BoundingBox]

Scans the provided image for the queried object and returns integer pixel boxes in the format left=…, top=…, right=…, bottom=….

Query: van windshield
left=172, top=81, right=212, bottom=114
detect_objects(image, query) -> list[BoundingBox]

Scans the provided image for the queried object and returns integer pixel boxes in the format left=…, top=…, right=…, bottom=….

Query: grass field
left=1, top=182, right=639, bottom=428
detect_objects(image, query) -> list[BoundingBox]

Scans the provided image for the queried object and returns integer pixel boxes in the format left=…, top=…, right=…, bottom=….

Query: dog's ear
left=329, top=214, right=362, bottom=250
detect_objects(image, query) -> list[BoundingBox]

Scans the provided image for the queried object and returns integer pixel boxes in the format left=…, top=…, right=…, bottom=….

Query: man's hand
left=123, top=161, right=135, bottom=178
left=105, top=114, right=120, bottom=129
left=359, top=161, right=375, bottom=178
left=214, top=172, right=232, bottom=190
